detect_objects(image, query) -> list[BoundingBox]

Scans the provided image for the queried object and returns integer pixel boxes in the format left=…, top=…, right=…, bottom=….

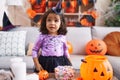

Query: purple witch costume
left=32, top=34, right=72, bottom=72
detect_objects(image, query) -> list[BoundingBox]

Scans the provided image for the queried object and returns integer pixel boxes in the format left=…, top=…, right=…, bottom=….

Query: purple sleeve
left=63, top=38, right=70, bottom=58
left=32, top=34, right=43, bottom=58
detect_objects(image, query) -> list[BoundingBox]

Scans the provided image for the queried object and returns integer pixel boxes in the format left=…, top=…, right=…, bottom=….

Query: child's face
left=46, top=13, right=61, bottom=35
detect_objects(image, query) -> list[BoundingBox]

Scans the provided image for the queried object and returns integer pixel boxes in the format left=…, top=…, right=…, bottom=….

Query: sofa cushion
left=9, top=27, right=40, bottom=53
left=67, top=27, right=92, bottom=55
left=92, top=26, right=120, bottom=40
left=0, top=31, right=26, bottom=56
left=70, top=55, right=85, bottom=69
left=103, top=31, right=120, bottom=56
left=107, top=55, right=120, bottom=79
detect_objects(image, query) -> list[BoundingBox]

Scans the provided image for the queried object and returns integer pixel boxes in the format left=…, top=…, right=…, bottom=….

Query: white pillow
left=0, top=31, right=26, bottom=56
left=92, top=26, right=120, bottom=40
left=67, top=27, right=92, bottom=55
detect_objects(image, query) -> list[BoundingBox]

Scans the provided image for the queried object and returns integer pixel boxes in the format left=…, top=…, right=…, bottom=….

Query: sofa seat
left=107, top=55, right=120, bottom=79
left=0, top=56, right=34, bottom=71
left=70, top=55, right=85, bottom=69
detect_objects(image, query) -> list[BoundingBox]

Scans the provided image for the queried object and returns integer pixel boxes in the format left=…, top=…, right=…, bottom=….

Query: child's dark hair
left=39, top=9, right=67, bottom=35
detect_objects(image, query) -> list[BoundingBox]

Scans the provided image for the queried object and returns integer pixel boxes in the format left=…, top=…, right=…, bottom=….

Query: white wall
left=95, top=0, right=112, bottom=26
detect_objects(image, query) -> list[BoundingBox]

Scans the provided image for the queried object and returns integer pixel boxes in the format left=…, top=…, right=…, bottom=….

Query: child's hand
left=36, top=64, right=43, bottom=72
left=33, top=57, right=43, bottom=72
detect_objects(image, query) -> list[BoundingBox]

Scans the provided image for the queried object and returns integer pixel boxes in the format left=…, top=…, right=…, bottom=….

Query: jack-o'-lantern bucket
left=80, top=55, right=113, bottom=80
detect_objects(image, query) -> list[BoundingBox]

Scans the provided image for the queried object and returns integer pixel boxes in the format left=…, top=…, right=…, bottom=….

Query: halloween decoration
left=80, top=9, right=98, bottom=27
left=32, top=0, right=46, bottom=13
left=65, top=1, right=77, bottom=13
left=26, top=8, right=41, bottom=25
left=80, top=18, right=93, bottom=26
left=67, top=41, right=73, bottom=54
left=86, top=39, right=107, bottom=55
left=2, top=12, right=15, bottom=31
left=29, top=0, right=46, bottom=13
left=38, top=70, right=49, bottom=80
left=48, top=1, right=57, bottom=8
left=103, top=31, right=120, bottom=56
left=26, top=8, right=36, bottom=19
left=77, top=0, right=97, bottom=6
left=80, top=55, right=113, bottom=80
left=29, top=0, right=36, bottom=5
left=82, top=0, right=89, bottom=6
left=83, top=10, right=98, bottom=19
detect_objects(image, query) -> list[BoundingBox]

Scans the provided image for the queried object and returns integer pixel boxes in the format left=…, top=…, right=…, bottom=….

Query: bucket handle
left=81, top=59, right=87, bottom=63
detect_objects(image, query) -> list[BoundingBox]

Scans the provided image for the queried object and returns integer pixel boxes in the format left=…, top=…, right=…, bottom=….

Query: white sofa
left=0, top=26, right=120, bottom=79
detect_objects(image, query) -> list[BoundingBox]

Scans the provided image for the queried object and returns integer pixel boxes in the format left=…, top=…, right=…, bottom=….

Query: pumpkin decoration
left=29, top=0, right=36, bottom=5
left=31, top=0, right=46, bottom=13
left=48, top=1, right=57, bottom=8
left=78, top=0, right=97, bottom=6
left=80, top=55, right=113, bottom=80
left=80, top=10, right=98, bottom=27
left=80, top=18, right=93, bottom=26
left=67, top=41, right=73, bottom=54
left=103, top=31, right=120, bottom=56
left=82, top=0, right=89, bottom=6
left=86, top=39, right=107, bottom=55
left=38, top=70, right=49, bottom=80
left=26, top=8, right=36, bottom=19
left=65, top=1, right=77, bottom=13
left=83, top=10, right=99, bottom=19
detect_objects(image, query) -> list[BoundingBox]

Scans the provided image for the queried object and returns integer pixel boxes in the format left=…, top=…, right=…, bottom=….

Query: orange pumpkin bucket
left=26, top=8, right=36, bottom=19
left=80, top=55, right=113, bottom=80
left=38, top=70, right=49, bottom=80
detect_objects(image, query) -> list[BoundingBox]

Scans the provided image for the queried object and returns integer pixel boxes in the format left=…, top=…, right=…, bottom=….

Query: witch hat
left=3, top=12, right=12, bottom=27
left=2, top=12, right=15, bottom=31
left=52, top=0, right=62, bottom=14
